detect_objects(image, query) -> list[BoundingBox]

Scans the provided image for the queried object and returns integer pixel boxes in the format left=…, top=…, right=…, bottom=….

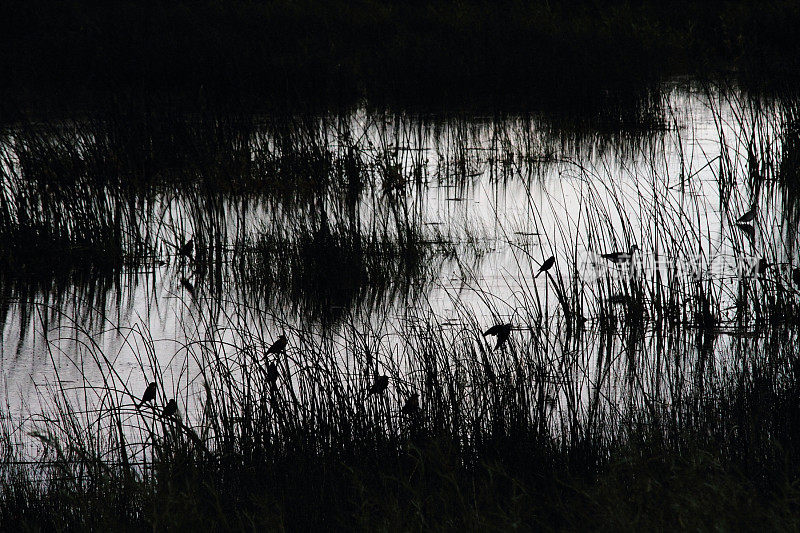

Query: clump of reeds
left=4, top=288, right=800, bottom=528
left=5, top=82, right=800, bottom=529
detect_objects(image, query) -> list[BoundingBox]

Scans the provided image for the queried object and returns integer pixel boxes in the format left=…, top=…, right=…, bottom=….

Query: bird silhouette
left=368, top=375, right=390, bottom=396
left=401, top=393, right=419, bottom=415
left=266, top=362, right=279, bottom=384
left=483, top=323, right=512, bottom=350
left=266, top=334, right=288, bottom=355
left=137, top=382, right=157, bottom=409
left=602, top=245, right=639, bottom=264
left=793, top=267, right=800, bottom=288
left=737, top=205, right=756, bottom=224
left=162, top=399, right=178, bottom=418
left=755, top=258, right=769, bottom=275
left=535, top=256, right=555, bottom=278
left=178, top=238, right=194, bottom=259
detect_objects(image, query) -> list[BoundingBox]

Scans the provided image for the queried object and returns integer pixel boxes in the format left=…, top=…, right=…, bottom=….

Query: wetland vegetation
left=4, top=1, right=800, bottom=529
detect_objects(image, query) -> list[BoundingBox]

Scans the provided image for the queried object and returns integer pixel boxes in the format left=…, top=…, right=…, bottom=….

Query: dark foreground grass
left=4, top=441, right=799, bottom=529
left=4, top=349, right=800, bottom=531
left=4, top=287, right=800, bottom=530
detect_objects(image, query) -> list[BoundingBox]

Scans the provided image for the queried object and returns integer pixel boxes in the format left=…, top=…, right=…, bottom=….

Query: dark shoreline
left=4, top=0, right=800, bottom=116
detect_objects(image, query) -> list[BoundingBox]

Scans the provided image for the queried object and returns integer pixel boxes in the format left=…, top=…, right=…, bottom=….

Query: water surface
left=1, top=83, right=797, bottom=453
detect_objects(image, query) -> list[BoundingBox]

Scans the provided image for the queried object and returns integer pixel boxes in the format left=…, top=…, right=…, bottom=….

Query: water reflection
left=3, top=83, right=800, bottom=424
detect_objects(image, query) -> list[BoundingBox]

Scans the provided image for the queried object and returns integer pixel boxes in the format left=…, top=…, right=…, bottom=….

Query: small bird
left=137, top=382, right=157, bottom=409
left=266, top=334, right=288, bottom=355
left=535, top=256, right=555, bottom=278
left=793, top=267, right=800, bottom=288
left=401, top=393, right=420, bottom=415
left=178, top=238, right=194, bottom=259
left=368, top=375, right=390, bottom=396
left=266, top=362, right=279, bottom=384
left=737, top=205, right=756, bottom=224
left=755, top=258, right=769, bottom=275
left=162, top=399, right=178, bottom=418
left=483, top=323, right=512, bottom=350
left=602, top=245, right=639, bottom=264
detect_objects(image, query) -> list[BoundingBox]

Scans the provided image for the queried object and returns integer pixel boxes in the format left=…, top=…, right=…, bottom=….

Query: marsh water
left=2, top=82, right=798, bottom=445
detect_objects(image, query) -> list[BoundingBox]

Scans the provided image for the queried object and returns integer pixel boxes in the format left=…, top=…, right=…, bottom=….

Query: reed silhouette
left=4, top=72, right=800, bottom=531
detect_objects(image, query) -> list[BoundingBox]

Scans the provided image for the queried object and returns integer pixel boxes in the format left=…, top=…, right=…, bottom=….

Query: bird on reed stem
left=137, top=382, right=157, bottom=409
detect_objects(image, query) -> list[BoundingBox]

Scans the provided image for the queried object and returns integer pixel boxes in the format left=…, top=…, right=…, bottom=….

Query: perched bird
left=266, top=334, right=288, bottom=355
left=368, top=375, right=390, bottom=396
left=535, top=256, right=555, bottom=278
left=266, top=362, right=279, bottom=384
left=602, top=245, right=639, bottom=264
left=401, top=393, right=420, bottom=415
left=737, top=205, right=757, bottom=224
left=793, top=267, right=800, bottom=288
left=162, top=399, right=178, bottom=418
left=483, top=323, right=512, bottom=350
left=137, top=382, right=157, bottom=409
left=178, top=238, right=194, bottom=259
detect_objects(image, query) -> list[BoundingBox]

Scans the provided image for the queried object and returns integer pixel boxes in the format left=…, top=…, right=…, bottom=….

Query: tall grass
left=4, top=293, right=800, bottom=528
left=4, top=84, right=800, bottom=527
